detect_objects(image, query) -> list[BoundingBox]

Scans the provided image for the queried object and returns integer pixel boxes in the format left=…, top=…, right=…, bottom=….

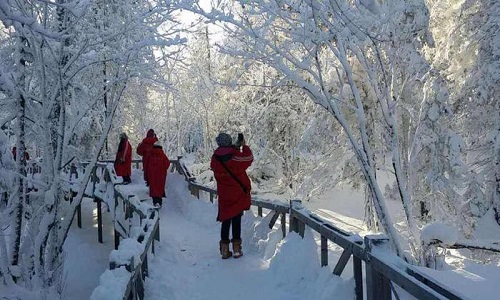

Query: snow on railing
left=67, top=161, right=163, bottom=300
left=172, top=158, right=468, bottom=300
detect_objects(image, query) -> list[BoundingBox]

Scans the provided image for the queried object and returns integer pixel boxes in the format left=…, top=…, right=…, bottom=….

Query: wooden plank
left=333, top=249, right=351, bottom=275
left=115, top=220, right=128, bottom=238
left=366, top=258, right=391, bottom=300
left=368, top=255, right=448, bottom=300
left=406, top=267, right=464, bottom=300
left=268, top=211, right=280, bottom=229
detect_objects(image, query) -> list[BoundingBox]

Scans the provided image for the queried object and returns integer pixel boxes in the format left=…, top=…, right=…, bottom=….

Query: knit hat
left=147, top=129, right=155, bottom=138
left=216, top=133, right=232, bottom=147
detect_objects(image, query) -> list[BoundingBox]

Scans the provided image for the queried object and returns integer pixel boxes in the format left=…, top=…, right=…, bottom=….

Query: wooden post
left=365, top=236, right=391, bottom=300
left=333, top=249, right=351, bottom=275
left=114, top=229, right=120, bottom=250
left=70, top=192, right=82, bottom=228
left=289, top=212, right=298, bottom=234
left=281, top=213, right=286, bottom=238
left=321, top=235, right=328, bottom=267
left=258, top=206, right=263, bottom=217
left=289, top=200, right=302, bottom=234
left=77, top=203, right=82, bottom=228
left=142, top=253, right=148, bottom=279
left=96, top=198, right=103, bottom=243
left=114, top=194, right=119, bottom=249
left=353, top=256, right=363, bottom=300
left=210, top=193, right=214, bottom=203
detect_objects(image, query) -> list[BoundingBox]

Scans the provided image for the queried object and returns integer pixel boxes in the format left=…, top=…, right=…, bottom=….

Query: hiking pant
left=221, top=212, right=242, bottom=241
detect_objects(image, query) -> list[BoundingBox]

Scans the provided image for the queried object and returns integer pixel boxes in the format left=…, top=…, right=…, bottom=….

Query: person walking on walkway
left=147, top=141, right=170, bottom=208
left=12, top=146, right=30, bottom=162
left=137, top=129, right=158, bottom=186
left=114, top=133, right=132, bottom=184
left=210, top=132, right=253, bottom=259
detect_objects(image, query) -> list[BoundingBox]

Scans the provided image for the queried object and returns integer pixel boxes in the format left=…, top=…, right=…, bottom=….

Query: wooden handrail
left=67, top=158, right=471, bottom=300
left=85, top=162, right=162, bottom=300
left=174, top=158, right=468, bottom=300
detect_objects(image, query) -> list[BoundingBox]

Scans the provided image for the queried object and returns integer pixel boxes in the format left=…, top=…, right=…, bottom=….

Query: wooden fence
left=69, top=159, right=162, bottom=300
left=68, top=157, right=482, bottom=300
left=172, top=158, right=468, bottom=300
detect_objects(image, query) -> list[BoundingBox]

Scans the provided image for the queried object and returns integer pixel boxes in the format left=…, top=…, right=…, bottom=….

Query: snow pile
left=421, top=222, right=459, bottom=246
left=268, top=229, right=354, bottom=299
left=166, top=174, right=218, bottom=227
left=109, top=238, right=143, bottom=268
left=90, top=267, right=130, bottom=300
left=243, top=211, right=283, bottom=259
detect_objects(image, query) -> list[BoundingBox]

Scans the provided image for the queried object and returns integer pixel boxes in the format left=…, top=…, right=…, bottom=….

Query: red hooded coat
left=146, top=146, right=170, bottom=197
left=137, top=129, right=158, bottom=182
left=114, top=139, right=132, bottom=177
left=210, top=145, right=253, bottom=222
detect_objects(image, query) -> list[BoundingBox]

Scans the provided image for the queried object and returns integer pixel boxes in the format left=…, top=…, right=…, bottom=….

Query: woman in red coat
left=146, top=141, right=170, bottom=207
left=114, top=133, right=132, bottom=184
left=136, top=129, right=158, bottom=186
left=210, top=132, right=253, bottom=259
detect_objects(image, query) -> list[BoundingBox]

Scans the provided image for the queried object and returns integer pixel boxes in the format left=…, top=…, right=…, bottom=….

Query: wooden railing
left=66, top=156, right=475, bottom=300
left=67, top=160, right=166, bottom=300
left=171, top=158, right=467, bottom=300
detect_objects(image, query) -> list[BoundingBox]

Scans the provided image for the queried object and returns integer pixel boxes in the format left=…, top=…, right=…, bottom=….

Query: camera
left=235, top=133, right=244, bottom=148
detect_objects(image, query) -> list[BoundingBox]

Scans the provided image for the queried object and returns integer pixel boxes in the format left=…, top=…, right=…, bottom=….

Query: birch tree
left=0, top=0, right=183, bottom=294
left=179, top=0, right=453, bottom=261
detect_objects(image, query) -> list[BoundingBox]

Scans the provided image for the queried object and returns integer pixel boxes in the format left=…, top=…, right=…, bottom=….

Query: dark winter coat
left=210, top=145, right=253, bottom=222
left=146, top=146, right=170, bottom=198
left=137, top=133, right=158, bottom=182
left=114, top=139, right=132, bottom=177
left=12, top=146, right=30, bottom=161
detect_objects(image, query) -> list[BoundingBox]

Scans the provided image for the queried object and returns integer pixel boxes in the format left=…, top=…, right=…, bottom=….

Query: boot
left=231, top=238, right=243, bottom=258
left=219, top=240, right=232, bottom=259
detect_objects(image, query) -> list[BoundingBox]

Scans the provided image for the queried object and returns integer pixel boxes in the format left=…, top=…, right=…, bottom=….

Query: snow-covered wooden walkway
left=141, top=174, right=353, bottom=300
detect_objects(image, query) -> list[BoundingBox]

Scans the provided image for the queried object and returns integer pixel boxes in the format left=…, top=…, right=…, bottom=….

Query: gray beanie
left=216, top=133, right=232, bottom=147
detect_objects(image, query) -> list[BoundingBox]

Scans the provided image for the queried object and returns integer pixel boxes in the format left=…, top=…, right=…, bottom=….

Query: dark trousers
left=152, top=197, right=162, bottom=206
left=221, top=212, right=242, bottom=241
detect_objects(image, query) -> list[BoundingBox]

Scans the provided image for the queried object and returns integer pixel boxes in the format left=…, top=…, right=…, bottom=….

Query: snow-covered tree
left=0, top=0, right=183, bottom=294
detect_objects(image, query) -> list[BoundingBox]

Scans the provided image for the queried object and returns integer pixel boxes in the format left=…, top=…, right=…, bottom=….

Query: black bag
left=214, top=155, right=248, bottom=194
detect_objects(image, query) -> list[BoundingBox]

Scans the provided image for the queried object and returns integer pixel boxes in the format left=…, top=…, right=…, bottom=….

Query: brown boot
left=231, top=238, right=243, bottom=258
left=219, top=240, right=232, bottom=259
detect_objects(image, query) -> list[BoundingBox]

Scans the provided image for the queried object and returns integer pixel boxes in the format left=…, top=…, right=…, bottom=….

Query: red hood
left=142, top=136, right=158, bottom=145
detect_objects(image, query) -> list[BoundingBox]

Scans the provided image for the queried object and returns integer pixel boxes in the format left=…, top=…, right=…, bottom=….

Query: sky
left=54, top=164, right=500, bottom=300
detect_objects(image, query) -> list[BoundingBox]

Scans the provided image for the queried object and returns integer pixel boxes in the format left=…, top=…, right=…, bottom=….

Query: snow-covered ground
left=60, top=168, right=500, bottom=300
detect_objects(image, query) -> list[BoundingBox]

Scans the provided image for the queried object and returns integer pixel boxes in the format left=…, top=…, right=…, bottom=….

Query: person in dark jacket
left=12, top=146, right=30, bottom=161
left=114, top=133, right=132, bottom=184
left=210, top=132, right=253, bottom=259
left=146, top=141, right=170, bottom=207
left=137, top=129, right=158, bottom=186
